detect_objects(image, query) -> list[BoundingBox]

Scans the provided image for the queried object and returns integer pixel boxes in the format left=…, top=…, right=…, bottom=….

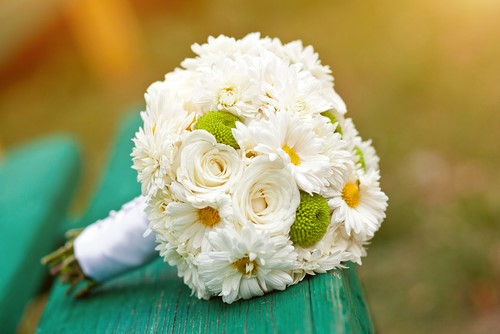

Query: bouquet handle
left=43, top=196, right=157, bottom=295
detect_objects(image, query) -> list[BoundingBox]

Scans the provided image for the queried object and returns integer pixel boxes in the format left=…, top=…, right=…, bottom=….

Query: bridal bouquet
left=44, top=33, right=388, bottom=304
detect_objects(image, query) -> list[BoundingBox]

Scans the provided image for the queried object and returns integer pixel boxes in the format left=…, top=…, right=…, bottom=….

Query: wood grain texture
left=37, top=259, right=373, bottom=333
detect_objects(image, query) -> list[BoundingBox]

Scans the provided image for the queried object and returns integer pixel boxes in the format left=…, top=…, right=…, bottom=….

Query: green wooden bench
left=0, top=136, right=81, bottom=334
left=36, top=114, right=375, bottom=333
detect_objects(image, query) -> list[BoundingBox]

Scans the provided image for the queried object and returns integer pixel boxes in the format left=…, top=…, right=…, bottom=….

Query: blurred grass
left=1, top=0, right=500, bottom=332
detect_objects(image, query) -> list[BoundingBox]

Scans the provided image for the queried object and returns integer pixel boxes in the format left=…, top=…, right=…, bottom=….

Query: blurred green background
left=1, top=0, right=499, bottom=333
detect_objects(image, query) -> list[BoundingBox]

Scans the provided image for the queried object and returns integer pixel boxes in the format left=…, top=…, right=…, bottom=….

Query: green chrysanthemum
left=195, top=111, right=241, bottom=149
left=290, top=192, right=331, bottom=247
left=354, top=146, right=366, bottom=171
left=321, top=111, right=342, bottom=134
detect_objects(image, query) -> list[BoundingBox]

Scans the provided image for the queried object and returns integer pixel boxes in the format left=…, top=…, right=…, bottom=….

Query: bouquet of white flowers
left=43, top=33, right=388, bottom=304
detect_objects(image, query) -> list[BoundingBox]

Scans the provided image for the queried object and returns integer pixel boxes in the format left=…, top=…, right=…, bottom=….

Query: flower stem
left=41, top=228, right=98, bottom=297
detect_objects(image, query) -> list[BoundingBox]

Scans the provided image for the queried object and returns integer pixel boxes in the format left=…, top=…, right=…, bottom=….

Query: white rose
left=175, top=130, right=243, bottom=198
left=232, top=157, right=300, bottom=235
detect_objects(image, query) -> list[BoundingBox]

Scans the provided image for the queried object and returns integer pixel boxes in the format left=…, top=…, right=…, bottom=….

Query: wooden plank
left=309, top=264, right=374, bottom=333
left=0, top=136, right=81, bottom=334
left=38, top=258, right=372, bottom=333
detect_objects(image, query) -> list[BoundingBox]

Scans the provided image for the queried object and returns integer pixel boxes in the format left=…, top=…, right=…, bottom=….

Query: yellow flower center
left=342, top=181, right=361, bottom=208
left=283, top=145, right=301, bottom=166
left=232, top=256, right=258, bottom=276
left=245, top=150, right=257, bottom=159
left=197, top=207, right=220, bottom=227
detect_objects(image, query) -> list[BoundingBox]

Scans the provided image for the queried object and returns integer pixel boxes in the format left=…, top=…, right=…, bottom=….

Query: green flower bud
left=290, top=192, right=330, bottom=247
left=195, top=111, right=241, bottom=149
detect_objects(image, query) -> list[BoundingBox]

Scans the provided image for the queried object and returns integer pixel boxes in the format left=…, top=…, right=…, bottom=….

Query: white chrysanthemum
left=197, top=223, right=296, bottom=304
left=161, top=69, right=203, bottom=115
left=329, top=168, right=388, bottom=240
left=153, top=227, right=210, bottom=300
left=131, top=112, right=176, bottom=197
left=232, top=157, right=300, bottom=235
left=193, top=57, right=262, bottom=118
left=283, top=40, right=333, bottom=85
left=144, top=188, right=175, bottom=236
left=174, top=130, right=244, bottom=199
left=262, top=61, right=332, bottom=116
left=292, top=223, right=347, bottom=283
left=239, top=32, right=284, bottom=56
left=234, top=111, right=333, bottom=194
left=132, top=85, right=196, bottom=197
left=144, top=80, right=197, bottom=130
left=165, top=193, right=233, bottom=252
left=182, top=35, right=240, bottom=70
left=183, top=33, right=283, bottom=70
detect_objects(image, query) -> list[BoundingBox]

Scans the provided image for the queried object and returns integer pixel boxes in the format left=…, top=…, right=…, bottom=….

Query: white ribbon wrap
left=74, top=196, right=157, bottom=282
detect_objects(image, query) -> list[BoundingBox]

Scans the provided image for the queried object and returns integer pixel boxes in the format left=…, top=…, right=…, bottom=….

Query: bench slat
left=38, top=258, right=372, bottom=333
left=0, top=136, right=81, bottom=334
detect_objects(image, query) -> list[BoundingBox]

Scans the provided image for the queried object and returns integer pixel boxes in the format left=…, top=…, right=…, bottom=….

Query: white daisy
left=311, top=114, right=353, bottom=193
left=329, top=168, right=388, bottom=240
left=231, top=119, right=262, bottom=164
left=338, top=117, right=359, bottom=151
left=232, top=157, right=300, bottom=235
left=352, top=136, right=380, bottom=173
left=197, top=223, right=296, bottom=303
left=165, top=193, right=233, bottom=252
left=321, top=114, right=376, bottom=176
left=234, top=111, right=333, bottom=194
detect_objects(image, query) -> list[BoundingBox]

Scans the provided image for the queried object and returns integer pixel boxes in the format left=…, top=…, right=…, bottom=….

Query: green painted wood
left=38, top=113, right=374, bottom=333
left=0, top=136, right=81, bottom=334
left=37, top=259, right=372, bottom=333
